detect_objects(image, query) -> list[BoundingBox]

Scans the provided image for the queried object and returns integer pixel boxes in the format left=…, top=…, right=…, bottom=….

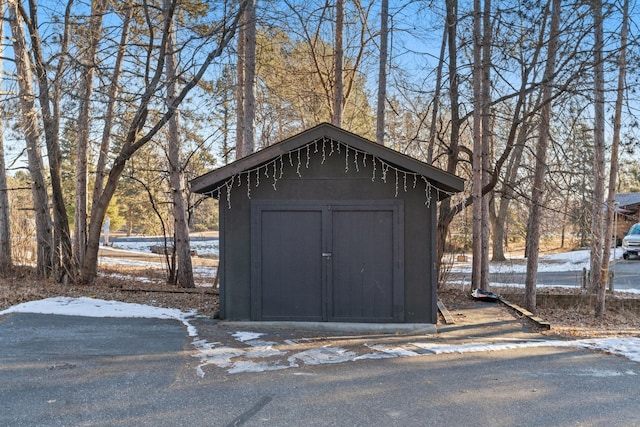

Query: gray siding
left=219, top=144, right=437, bottom=323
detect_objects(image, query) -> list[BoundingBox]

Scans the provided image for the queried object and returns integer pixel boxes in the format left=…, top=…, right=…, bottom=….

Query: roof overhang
left=191, top=123, right=465, bottom=200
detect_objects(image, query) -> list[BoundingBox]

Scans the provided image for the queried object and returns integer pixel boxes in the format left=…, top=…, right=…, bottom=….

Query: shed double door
left=251, top=201, right=403, bottom=322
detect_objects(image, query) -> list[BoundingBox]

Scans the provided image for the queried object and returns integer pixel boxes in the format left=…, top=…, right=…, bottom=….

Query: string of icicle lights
left=201, top=136, right=457, bottom=209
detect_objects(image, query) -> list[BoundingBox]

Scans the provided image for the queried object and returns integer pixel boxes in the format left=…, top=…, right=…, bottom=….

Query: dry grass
left=2, top=263, right=640, bottom=339
left=439, top=283, right=640, bottom=338
left=0, top=265, right=219, bottom=318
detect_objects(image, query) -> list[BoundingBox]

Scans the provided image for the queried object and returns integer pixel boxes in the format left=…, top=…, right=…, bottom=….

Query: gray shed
left=191, top=123, right=464, bottom=324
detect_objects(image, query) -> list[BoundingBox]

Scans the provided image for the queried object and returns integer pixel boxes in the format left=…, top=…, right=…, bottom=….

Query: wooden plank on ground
left=499, top=298, right=551, bottom=330
left=437, top=300, right=456, bottom=324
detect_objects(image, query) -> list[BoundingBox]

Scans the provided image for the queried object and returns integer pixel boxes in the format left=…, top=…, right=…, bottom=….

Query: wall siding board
left=212, top=131, right=447, bottom=323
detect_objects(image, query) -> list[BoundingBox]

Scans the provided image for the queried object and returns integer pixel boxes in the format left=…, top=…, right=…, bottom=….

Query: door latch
left=322, top=252, right=332, bottom=258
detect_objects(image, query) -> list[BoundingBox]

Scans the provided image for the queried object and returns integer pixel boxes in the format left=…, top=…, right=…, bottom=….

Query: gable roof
left=190, top=123, right=465, bottom=198
left=615, top=193, right=640, bottom=210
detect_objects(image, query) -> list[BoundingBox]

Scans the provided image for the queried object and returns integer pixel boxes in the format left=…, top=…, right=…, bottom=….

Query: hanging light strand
left=202, top=136, right=456, bottom=209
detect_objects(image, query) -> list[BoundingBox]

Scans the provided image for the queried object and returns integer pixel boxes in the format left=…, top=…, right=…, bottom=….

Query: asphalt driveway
left=1, top=307, right=639, bottom=426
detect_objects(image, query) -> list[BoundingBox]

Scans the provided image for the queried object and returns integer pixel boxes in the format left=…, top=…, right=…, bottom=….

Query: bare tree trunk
left=427, top=23, right=448, bottom=164
left=436, top=0, right=546, bottom=281
left=589, top=0, right=606, bottom=295
left=471, top=0, right=483, bottom=290
left=74, top=0, right=105, bottom=266
left=9, top=2, right=53, bottom=277
left=80, top=0, right=242, bottom=285
left=19, top=0, right=75, bottom=282
left=0, top=0, right=12, bottom=272
left=375, top=0, right=388, bottom=145
left=0, top=127, right=9, bottom=272
left=480, top=0, right=492, bottom=289
left=242, top=0, right=256, bottom=154
left=436, top=0, right=461, bottom=282
left=491, top=123, right=527, bottom=261
left=217, top=66, right=235, bottom=164
left=236, top=9, right=246, bottom=159
left=93, top=3, right=131, bottom=214
left=165, top=0, right=194, bottom=288
left=333, top=0, right=344, bottom=127
left=598, top=0, right=628, bottom=317
left=524, top=0, right=561, bottom=314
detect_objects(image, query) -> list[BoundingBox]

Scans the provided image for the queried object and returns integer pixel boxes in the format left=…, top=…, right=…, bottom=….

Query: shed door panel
left=252, top=201, right=402, bottom=322
left=258, top=210, right=323, bottom=320
left=330, top=209, right=395, bottom=321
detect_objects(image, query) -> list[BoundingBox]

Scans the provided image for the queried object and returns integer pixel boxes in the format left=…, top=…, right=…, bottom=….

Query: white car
left=622, top=223, right=640, bottom=259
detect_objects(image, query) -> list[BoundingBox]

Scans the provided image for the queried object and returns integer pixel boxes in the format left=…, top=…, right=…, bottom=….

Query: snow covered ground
left=450, top=248, right=610, bottom=274
left=1, top=249, right=639, bottom=375
left=111, top=237, right=218, bottom=256
left=447, top=248, right=640, bottom=294
left=96, top=245, right=217, bottom=286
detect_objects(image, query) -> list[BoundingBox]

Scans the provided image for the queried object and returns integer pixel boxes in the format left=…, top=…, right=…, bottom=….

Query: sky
left=1, top=249, right=640, bottom=376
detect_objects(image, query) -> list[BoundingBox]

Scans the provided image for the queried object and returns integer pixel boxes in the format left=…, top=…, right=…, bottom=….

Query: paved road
left=1, top=312, right=639, bottom=426
left=610, top=259, right=640, bottom=290
left=451, top=259, right=640, bottom=291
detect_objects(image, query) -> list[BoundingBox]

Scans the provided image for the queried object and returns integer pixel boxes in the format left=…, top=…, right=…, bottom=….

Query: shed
left=190, top=123, right=464, bottom=324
